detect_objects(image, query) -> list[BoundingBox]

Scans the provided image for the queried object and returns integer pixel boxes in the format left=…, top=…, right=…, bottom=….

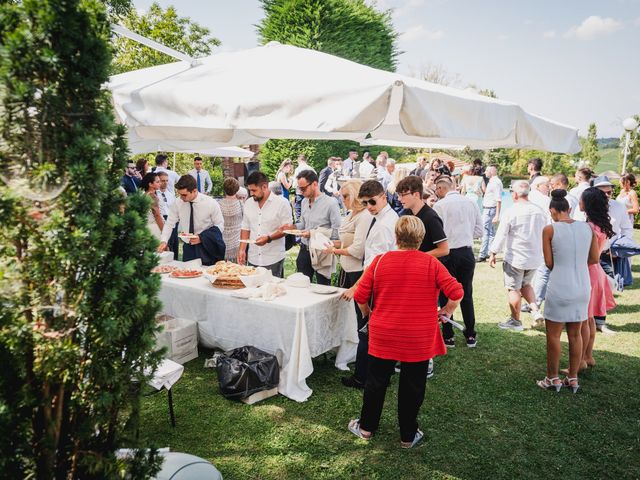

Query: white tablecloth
left=158, top=271, right=358, bottom=402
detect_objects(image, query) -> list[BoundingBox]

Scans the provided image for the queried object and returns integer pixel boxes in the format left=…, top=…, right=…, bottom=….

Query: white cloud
left=395, top=0, right=426, bottom=17
left=565, top=16, right=623, bottom=40
left=400, top=25, right=444, bottom=42
left=543, top=30, right=556, bottom=38
left=497, top=34, right=509, bottom=41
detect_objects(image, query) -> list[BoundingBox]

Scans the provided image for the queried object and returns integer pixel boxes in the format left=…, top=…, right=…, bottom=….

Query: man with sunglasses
left=280, top=169, right=341, bottom=284
left=341, top=179, right=399, bottom=390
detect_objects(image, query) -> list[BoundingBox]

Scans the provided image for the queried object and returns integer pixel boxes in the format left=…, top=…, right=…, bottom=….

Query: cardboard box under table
left=155, top=316, right=198, bottom=365
left=159, top=264, right=358, bottom=402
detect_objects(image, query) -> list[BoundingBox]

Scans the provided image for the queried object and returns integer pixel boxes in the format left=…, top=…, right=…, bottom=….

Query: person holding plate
left=238, top=172, right=292, bottom=278
left=158, top=175, right=225, bottom=265
left=280, top=169, right=341, bottom=285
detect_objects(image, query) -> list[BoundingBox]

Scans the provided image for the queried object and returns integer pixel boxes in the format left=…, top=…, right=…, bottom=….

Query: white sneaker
left=531, top=311, right=544, bottom=328
left=498, top=318, right=524, bottom=331
left=596, top=324, right=616, bottom=335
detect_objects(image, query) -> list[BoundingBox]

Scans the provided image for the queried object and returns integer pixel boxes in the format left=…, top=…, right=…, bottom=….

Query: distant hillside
left=598, top=137, right=620, bottom=149
left=597, top=147, right=619, bottom=173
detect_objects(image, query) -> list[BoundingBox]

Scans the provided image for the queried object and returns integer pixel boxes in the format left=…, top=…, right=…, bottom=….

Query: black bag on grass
left=216, top=346, right=279, bottom=400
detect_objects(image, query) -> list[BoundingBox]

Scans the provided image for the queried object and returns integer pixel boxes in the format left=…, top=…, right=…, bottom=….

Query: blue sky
left=132, top=0, right=640, bottom=138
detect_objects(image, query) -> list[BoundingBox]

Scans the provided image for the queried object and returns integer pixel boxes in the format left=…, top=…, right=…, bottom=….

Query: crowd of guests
left=122, top=151, right=637, bottom=448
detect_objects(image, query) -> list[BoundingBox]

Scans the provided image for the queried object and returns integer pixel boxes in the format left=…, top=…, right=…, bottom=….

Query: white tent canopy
left=109, top=42, right=580, bottom=154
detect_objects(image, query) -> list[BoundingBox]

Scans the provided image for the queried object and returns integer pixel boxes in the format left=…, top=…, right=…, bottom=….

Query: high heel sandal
left=536, top=376, right=562, bottom=393
left=563, top=377, right=580, bottom=394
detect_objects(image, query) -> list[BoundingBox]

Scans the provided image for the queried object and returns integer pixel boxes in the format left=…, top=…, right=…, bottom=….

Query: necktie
left=197, top=171, right=202, bottom=192
left=189, top=201, right=194, bottom=234
left=366, top=217, right=377, bottom=238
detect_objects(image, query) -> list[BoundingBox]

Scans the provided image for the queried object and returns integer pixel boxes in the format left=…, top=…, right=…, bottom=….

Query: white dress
left=544, top=221, right=592, bottom=323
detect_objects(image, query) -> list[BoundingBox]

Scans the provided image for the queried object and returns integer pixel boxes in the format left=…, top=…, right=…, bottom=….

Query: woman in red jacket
left=349, top=215, right=463, bottom=448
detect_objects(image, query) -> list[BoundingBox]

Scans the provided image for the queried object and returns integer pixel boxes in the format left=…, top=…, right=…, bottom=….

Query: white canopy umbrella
left=109, top=41, right=580, bottom=154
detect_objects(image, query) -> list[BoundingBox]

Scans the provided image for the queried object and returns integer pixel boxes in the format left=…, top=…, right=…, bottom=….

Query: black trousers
left=440, top=246, right=477, bottom=340
left=359, top=355, right=429, bottom=442
left=296, top=244, right=331, bottom=285
left=163, top=215, right=179, bottom=260
left=339, top=269, right=367, bottom=383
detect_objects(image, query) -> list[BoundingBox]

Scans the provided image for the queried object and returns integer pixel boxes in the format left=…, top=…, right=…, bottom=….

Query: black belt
left=450, top=246, right=472, bottom=251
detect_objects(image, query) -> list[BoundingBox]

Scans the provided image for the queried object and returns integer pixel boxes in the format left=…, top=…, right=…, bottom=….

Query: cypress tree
left=0, top=0, right=162, bottom=477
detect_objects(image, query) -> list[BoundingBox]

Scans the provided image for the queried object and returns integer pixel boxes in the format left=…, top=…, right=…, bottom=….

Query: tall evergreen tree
left=0, top=0, right=161, bottom=477
left=581, top=122, right=601, bottom=169
left=256, top=0, right=400, bottom=174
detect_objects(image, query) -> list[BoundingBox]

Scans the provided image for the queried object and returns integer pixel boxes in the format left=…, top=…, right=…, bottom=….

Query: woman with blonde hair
left=276, top=158, right=293, bottom=201
left=387, top=167, right=409, bottom=213
left=324, top=180, right=373, bottom=389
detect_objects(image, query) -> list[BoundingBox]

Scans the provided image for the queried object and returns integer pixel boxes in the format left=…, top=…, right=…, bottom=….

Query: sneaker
left=466, top=336, right=477, bottom=348
left=498, top=318, right=524, bottom=331
left=531, top=311, right=544, bottom=328
left=426, top=358, right=434, bottom=379
left=341, top=375, right=365, bottom=390
left=596, top=324, right=617, bottom=335
left=520, top=303, right=532, bottom=313
left=444, top=337, right=456, bottom=348
left=476, top=256, right=487, bottom=263
left=400, top=429, right=424, bottom=449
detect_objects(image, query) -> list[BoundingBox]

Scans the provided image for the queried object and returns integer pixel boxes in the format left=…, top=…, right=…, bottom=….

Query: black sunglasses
left=360, top=193, right=384, bottom=207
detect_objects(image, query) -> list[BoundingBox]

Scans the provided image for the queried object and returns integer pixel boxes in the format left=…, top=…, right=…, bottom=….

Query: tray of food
left=151, top=265, right=178, bottom=274
left=169, top=269, right=203, bottom=279
left=206, top=261, right=260, bottom=289
left=178, top=232, right=198, bottom=243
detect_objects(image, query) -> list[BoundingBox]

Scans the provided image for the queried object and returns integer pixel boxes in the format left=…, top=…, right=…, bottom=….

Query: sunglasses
left=360, top=193, right=384, bottom=207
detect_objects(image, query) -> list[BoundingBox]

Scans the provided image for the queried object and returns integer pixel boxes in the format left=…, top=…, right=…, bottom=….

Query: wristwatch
left=267, top=235, right=272, bottom=243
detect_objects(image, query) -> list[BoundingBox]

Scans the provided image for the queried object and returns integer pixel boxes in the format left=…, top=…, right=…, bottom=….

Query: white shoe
left=531, top=311, right=544, bottom=328
left=596, top=324, right=616, bottom=335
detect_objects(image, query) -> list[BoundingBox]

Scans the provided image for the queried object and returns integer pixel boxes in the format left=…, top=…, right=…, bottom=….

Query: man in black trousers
left=433, top=175, right=483, bottom=347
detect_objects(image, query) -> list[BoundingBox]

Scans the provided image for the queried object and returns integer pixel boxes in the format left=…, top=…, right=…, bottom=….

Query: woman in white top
left=141, top=172, right=164, bottom=240
left=460, top=165, right=485, bottom=209
left=617, top=173, right=639, bottom=224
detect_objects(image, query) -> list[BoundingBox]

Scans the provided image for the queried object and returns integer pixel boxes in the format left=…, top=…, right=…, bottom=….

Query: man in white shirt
left=592, top=175, right=633, bottom=334
left=489, top=180, right=547, bottom=330
left=292, top=154, right=316, bottom=220
left=550, top=173, right=578, bottom=214
left=188, top=156, right=213, bottom=194
left=478, top=165, right=503, bottom=262
left=378, top=159, right=394, bottom=190
left=341, top=179, right=398, bottom=390
left=154, top=154, right=180, bottom=195
left=158, top=175, right=224, bottom=263
left=527, top=175, right=553, bottom=314
left=358, top=155, right=375, bottom=180
left=238, top=172, right=292, bottom=278
left=569, top=167, right=594, bottom=221
left=434, top=175, right=482, bottom=347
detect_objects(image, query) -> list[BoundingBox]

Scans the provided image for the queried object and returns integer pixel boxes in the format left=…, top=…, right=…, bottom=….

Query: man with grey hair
left=378, top=158, right=395, bottom=190
left=489, top=180, right=547, bottom=330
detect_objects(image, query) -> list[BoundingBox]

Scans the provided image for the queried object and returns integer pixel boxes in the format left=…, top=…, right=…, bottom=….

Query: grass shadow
left=138, top=324, right=640, bottom=480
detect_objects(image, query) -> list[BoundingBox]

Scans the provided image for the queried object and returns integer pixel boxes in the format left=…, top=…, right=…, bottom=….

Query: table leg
left=167, top=388, right=176, bottom=427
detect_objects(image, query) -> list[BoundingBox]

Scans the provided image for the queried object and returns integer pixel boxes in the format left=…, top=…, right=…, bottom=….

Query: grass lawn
left=140, top=236, right=640, bottom=480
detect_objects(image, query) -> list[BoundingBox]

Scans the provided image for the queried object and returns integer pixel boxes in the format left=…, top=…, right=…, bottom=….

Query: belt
left=483, top=206, right=496, bottom=209
left=450, top=246, right=472, bottom=251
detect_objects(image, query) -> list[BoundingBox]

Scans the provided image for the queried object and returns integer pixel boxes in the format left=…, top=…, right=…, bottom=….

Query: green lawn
left=140, top=238, right=640, bottom=480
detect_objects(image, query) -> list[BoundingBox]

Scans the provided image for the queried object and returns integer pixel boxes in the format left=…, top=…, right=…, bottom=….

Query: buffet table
left=158, top=269, right=358, bottom=402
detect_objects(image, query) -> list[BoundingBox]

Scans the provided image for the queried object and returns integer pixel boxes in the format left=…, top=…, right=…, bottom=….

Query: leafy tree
left=0, top=0, right=161, bottom=477
left=112, top=2, right=221, bottom=74
left=580, top=123, right=601, bottom=168
left=257, top=0, right=400, bottom=179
